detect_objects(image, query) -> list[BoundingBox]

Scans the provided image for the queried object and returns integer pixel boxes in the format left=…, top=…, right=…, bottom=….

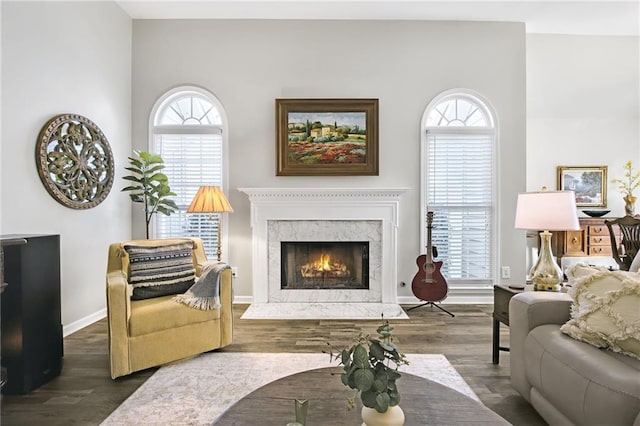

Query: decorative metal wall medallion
left=36, top=114, right=115, bottom=209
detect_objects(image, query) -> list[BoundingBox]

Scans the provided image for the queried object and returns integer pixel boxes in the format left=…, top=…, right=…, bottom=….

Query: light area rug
left=101, top=352, right=476, bottom=426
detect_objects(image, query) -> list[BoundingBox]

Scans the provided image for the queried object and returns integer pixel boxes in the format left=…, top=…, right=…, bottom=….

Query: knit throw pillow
left=124, top=241, right=196, bottom=300
left=561, top=264, right=640, bottom=360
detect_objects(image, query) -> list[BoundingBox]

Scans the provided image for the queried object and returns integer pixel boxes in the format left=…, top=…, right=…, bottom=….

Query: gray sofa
left=509, top=292, right=640, bottom=425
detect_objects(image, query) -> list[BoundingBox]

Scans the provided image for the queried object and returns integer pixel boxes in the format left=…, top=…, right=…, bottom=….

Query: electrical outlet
left=501, top=266, right=511, bottom=279
left=231, top=266, right=238, bottom=278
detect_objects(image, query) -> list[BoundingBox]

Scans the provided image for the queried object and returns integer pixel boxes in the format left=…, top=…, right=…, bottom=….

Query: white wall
left=526, top=34, right=640, bottom=215
left=4, top=9, right=637, bottom=323
left=132, top=19, right=527, bottom=300
left=1, top=1, right=132, bottom=333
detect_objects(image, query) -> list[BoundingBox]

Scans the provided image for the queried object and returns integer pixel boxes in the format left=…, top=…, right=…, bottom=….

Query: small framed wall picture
left=557, top=165, right=607, bottom=207
left=275, top=98, right=379, bottom=176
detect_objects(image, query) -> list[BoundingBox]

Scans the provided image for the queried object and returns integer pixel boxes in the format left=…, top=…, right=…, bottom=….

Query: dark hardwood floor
left=1, top=303, right=546, bottom=425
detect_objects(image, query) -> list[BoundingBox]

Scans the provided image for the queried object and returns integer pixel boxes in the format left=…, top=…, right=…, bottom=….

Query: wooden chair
left=604, top=215, right=640, bottom=271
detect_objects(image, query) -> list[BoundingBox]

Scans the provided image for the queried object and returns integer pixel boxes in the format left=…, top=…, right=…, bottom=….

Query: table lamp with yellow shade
left=187, top=186, right=233, bottom=261
left=514, top=189, right=580, bottom=291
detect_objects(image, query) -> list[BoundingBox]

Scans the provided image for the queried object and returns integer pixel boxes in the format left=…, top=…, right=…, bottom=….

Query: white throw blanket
left=173, top=261, right=229, bottom=310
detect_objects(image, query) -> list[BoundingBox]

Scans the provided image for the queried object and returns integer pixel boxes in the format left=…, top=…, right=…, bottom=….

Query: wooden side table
left=492, top=284, right=523, bottom=364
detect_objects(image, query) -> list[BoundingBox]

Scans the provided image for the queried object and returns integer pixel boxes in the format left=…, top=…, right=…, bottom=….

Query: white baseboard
left=232, top=295, right=253, bottom=304
left=398, top=294, right=493, bottom=305
left=63, top=308, right=106, bottom=337
left=233, top=289, right=493, bottom=307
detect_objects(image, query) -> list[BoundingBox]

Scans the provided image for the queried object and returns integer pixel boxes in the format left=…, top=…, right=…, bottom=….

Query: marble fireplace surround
left=271, top=220, right=380, bottom=300
left=238, top=188, right=408, bottom=317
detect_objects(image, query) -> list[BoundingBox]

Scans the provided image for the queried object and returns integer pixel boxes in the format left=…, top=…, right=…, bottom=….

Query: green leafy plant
left=122, top=150, right=178, bottom=239
left=326, top=321, right=409, bottom=413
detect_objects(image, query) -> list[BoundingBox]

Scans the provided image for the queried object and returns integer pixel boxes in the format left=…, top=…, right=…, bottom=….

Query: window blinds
left=426, top=133, right=493, bottom=282
left=152, top=133, right=223, bottom=258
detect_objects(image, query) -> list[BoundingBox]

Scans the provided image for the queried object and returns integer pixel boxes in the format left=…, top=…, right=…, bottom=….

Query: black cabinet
left=1, top=234, right=63, bottom=394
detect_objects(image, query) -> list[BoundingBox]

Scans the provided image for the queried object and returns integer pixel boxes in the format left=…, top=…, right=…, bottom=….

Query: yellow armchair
left=106, top=238, right=233, bottom=379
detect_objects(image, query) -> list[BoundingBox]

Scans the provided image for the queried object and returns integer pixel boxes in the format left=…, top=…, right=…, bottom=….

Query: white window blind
left=150, top=89, right=226, bottom=259
left=427, top=133, right=493, bottom=282
left=152, top=133, right=223, bottom=257
left=423, top=92, right=496, bottom=285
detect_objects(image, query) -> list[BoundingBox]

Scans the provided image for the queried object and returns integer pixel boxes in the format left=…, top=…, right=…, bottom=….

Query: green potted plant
left=327, top=321, right=409, bottom=426
left=122, top=150, right=179, bottom=239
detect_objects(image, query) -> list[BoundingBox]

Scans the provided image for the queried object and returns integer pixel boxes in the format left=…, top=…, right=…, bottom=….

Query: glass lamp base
left=533, top=281, right=562, bottom=292
left=530, top=231, right=563, bottom=292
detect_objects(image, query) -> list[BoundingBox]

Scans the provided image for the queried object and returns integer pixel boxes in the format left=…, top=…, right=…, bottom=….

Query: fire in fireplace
left=281, top=241, right=369, bottom=290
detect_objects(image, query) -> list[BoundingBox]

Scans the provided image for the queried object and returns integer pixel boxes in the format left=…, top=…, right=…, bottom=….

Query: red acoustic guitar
left=410, top=212, right=452, bottom=315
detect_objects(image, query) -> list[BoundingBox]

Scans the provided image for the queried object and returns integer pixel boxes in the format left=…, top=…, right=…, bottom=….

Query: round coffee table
left=214, top=367, right=510, bottom=425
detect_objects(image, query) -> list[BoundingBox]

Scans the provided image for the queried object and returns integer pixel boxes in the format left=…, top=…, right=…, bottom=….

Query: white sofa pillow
left=562, top=264, right=640, bottom=360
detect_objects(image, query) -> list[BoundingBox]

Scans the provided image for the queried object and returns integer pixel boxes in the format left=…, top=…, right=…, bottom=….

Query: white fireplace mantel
left=238, top=188, right=409, bottom=306
left=239, top=187, right=409, bottom=199
left=240, top=188, right=408, bottom=224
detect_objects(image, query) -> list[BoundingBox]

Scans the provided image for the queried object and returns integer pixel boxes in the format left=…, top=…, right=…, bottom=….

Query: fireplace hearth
left=281, top=241, right=369, bottom=290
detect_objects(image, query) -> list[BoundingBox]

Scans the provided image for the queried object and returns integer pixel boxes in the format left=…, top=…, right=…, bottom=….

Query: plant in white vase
left=326, top=321, right=408, bottom=426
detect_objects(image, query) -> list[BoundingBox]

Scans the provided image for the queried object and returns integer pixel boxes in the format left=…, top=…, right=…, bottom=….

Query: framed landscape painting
left=276, top=98, right=379, bottom=176
left=557, top=165, right=607, bottom=208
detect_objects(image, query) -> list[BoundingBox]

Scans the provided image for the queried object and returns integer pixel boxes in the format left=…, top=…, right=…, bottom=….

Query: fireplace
left=281, top=241, right=369, bottom=290
left=238, top=187, right=408, bottom=310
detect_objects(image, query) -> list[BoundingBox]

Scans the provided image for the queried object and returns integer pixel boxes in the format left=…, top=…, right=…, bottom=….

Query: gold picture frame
left=276, top=98, right=379, bottom=176
left=557, top=166, right=607, bottom=208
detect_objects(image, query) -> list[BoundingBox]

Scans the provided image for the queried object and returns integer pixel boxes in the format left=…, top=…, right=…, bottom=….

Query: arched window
left=150, top=86, right=228, bottom=260
left=421, top=90, right=497, bottom=287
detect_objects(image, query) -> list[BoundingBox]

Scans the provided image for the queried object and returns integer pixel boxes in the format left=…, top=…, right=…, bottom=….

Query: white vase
left=361, top=405, right=405, bottom=426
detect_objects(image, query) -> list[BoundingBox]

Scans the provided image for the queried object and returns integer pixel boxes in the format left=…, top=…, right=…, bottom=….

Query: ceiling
left=115, top=0, right=640, bottom=36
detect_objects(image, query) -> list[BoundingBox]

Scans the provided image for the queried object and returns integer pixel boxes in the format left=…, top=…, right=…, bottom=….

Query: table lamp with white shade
left=514, top=189, right=580, bottom=291
left=187, top=186, right=233, bottom=261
